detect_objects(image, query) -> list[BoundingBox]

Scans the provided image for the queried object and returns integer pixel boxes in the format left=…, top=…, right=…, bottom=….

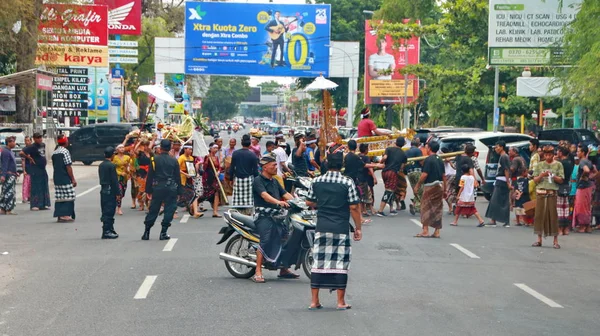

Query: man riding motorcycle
left=251, top=152, right=298, bottom=283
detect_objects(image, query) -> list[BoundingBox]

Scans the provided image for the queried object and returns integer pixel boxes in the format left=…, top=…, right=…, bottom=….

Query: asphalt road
left=1, top=131, right=600, bottom=336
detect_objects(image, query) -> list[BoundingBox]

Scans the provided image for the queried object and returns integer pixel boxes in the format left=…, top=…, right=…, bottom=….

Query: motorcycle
left=217, top=198, right=317, bottom=279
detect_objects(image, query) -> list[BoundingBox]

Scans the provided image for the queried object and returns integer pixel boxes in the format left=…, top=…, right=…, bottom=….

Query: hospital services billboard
left=184, top=2, right=331, bottom=77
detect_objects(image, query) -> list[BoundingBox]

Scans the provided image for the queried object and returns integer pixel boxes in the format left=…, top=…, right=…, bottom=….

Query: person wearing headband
left=305, top=146, right=362, bottom=309
left=20, top=132, right=51, bottom=211
left=484, top=141, right=512, bottom=228
left=230, top=134, right=259, bottom=215
left=222, top=138, right=237, bottom=198
left=142, top=139, right=181, bottom=241
left=304, top=136, right=320, bottom=175
left=357, top=107, right=386, bottom=137
left=251, top=152, right=295, bottom=283
left=52, top=135, right=77, bottom=222
left=292, top=133, right=309, bottom=177
left=98, top=146, right=120, bottom=239
left=532, top=145, right=564, bottom=248
left=250, top=136, right=261, bottom=158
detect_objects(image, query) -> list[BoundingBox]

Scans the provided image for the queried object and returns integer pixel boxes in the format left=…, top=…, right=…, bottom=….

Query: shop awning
left=0, top=68, right=57, bottom=89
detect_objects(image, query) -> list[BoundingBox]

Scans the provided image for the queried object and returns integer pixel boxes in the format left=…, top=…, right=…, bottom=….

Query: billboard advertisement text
left=95, top=0, right=142, bottom=35
left=364, top=20, right=419, bottom=105
left=184, top=2, right=331, bottom=77
left=38, top=3, right=109, bottom=46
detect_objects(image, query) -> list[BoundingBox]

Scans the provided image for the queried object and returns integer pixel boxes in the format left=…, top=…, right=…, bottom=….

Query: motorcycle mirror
left=288, top=163, right=295, bottom=171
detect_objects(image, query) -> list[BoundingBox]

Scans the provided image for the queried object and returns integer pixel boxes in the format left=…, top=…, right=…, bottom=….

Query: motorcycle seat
left=231, top=212, right=256, bottom=231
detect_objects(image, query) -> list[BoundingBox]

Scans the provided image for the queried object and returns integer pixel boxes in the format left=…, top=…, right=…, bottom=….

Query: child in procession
left=451, top=165, right=485, bottom=226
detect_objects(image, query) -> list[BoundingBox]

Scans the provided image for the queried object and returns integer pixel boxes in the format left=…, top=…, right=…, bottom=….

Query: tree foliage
left=257, top=80, right=283, bottom=95
left=202, top=77, right=251, bottom=121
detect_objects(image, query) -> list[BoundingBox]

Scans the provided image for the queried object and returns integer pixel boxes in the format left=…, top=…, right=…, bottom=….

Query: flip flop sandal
left=531, top=242, right=542, bottom=247
left=450, top=223, right=458, bottom=226
left=336, top=305, right=352, bottom=310
left=130, top=206, right=137, bottom=209
left=277, top=272, right=300, bottom=279
left=414, top=234, right=430, bottom=238
left=193, top=213, right=204, bottom=218
left=308, top=304, right=323, bottom=311
left=553, top=244, right=561, bottom=249
left=213, top=214, right=222, bottom=218
left=430, top=235, right=441, bottom=239
left=251, top=275, right=265, bottom=283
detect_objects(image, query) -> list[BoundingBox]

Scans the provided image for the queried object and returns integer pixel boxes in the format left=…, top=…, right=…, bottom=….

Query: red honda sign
left=95, top=0, right=142, bottom=35
left=38, top=4, right=109, bottom=46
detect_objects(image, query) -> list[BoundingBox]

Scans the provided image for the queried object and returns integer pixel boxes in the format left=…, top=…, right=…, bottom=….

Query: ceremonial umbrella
left=303, top=75, right=338, bottom=91
left=137, top=84, right=176, bottom=103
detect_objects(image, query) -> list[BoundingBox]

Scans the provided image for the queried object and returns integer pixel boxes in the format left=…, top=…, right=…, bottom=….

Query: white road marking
left=180, top=214, right=190, bottom=223
left=134, top=275, right=158, bottom=299
left=450, top=243, right=481, bottom=259
left=410, top=219, right=423, bottom=228
left=76, top=185, right=100, bottom=198
left=514, top=283, right=563, bottom=308
left=162, top=238, right=178, bottom=252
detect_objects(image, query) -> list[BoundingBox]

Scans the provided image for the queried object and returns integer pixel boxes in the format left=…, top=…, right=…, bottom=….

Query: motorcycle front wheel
left=301, top=248, right=314, bottom=280
left=224, top=235, right=256, bottom=279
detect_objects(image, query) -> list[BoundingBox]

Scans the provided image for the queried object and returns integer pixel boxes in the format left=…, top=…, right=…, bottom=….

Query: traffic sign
left=108, top=40, right=138, bottom=47
left=111, top=68, right=126, bottom=79
left=111, top=97, right=121, bottom=107
left=109, top=56, right=138, bottom=64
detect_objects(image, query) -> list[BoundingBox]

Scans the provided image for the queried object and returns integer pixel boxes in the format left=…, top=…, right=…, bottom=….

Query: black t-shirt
left=454, top=154, right=474, bottom=183
left=358, top=154, right=371, bottom=183
left=137, top=151, right=152, bottom=166
left=292, top=147, right=309, bottom=177
left=306, top=171, right=360, bottom=234
left=497, top=153, right=511, bottom=177
left=560, top=158, right=574, bottom=187
left=22, top=143, right=47, bottom=169
left=51, top=147, right=72, bottom=185
left=405, top=147, right=423, bottom=173
left=577, top=158, right=594, bottom=189
left=382, top=147, right=407, bottom=173
left=253, top=174, right=287, bottom=210
left=422, top=155, right=445, bottom=184
left=343, top=152, right=364, bottom=181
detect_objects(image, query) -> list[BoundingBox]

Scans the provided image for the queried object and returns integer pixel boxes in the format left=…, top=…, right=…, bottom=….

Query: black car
left=482, top=140, right=559, bottom=200
left=68, top=123, right=144, bottom=165
left=538, top=128, right=599, bottom=148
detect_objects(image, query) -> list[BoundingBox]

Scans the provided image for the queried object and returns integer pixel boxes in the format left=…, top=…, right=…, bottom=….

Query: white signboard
left=109, top=56, right=139, bottom=64
left=488, top=0, right=580, bottom=65
left=109, top=48, right=139, bottom=56
left=108, top=40, right=139, bottom=48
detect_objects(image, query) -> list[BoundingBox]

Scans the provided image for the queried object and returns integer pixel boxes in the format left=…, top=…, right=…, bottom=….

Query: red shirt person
left=357, top=107, right=386, bottom=137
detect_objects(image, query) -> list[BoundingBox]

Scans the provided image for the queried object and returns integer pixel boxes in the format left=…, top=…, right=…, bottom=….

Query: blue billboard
left=184, top=2, right=331, bottom=77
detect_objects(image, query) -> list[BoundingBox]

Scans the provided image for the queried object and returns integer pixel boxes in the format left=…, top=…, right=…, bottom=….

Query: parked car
left=439, top=132, right=533, bottom=178
left=415, top=126, right=484, bottom=144
left=0, top=127, right=26, bottom=173
left=538, top=128, right=599, bottom=148
left=68, top=123, right=138, bottom=165
left=338, top=127, right=357, bottom=140
left=482, top=140, right=559, bottom=200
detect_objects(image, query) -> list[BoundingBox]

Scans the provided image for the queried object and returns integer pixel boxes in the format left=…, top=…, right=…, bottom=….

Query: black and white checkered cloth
left=53, top=146, right=72, bottom=166
left=232, top=176, right=254, bottom=207
left=311, top=232, right=351, bottom=274
left=306, top=171, right=360, bottom=204
left=54, top=184, right=75, bottom=202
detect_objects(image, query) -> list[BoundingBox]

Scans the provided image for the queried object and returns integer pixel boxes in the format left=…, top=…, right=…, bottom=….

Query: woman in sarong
left=532, top=145, right=564, bottom=248
left=557, top=147, right=574, bottom=235
left=414, top=141, right=445, bottom=238
left=21, top=136, right=32, bottom=203
left=569, top=157, right=579, bottom=226
left=190, top=156, right=205, bottom=215
left=133, top=140, right=153, bottom=212
left=112, top=144, right=131, bottom=215
left=573, top=145, right=595, bottom=233
left=178, top=145, right=201, bottom=217
left=200, top=143, right=221, bottom=218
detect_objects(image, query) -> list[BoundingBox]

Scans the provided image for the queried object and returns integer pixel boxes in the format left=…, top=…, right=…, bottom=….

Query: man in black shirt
left=414, top=141, right=446, bottom=238
left=142, top=139, right=182, bottom=241
left=405, top=138, right=424, bottom=215
left=358, top=143, right=376, bottom=216
left=345, top=140, right=378, bottom=219
left=376, top=137, right=407, bottom=217
left=98, top=147, right=119, bottom=239
left=291, top=133, right=309, bottom=177
left=20, top=132, right=51, bottom=210
left=306, top=145, right=362, bottom=310
left=230, top=134, right=259, bottom=214
left=485, top=141, right=512, bottom=227
left=251, top=153, right=294, bottom=283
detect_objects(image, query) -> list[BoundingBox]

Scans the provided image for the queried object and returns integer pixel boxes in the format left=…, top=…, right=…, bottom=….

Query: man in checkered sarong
left=229, top=134, right=259, bottom=215
left=305, top=145, right=363, bottom=311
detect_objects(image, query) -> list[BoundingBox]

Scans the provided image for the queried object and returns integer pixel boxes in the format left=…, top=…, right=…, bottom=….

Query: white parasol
left=137, top=84, right=176, bottom=103
left=542, top=109, right=559, bottom=119
left=303, top=75, right=338, bottom=92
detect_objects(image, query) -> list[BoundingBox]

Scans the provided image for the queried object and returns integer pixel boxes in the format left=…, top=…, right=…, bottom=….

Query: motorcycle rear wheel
left=302, top=248, right=314, bottom=280
left=224, top=235, right=256, bottom=279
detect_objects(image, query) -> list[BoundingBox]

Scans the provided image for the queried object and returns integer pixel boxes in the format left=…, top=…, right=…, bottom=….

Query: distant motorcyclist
left=251, top=152, right=296, bottom=283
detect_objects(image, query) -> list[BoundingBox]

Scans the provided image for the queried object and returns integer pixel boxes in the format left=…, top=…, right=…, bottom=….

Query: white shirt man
left=273, top=143, right=288, bottom=177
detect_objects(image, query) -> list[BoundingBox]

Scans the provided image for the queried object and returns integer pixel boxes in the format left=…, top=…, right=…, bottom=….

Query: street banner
left=364, top=20, right=420, bottom=105
left=38, top=3, right=109, bottom=46
left=184, top=1, right=331, bottom=77
left=488, top=0, right=580, bottom=65
left=95, top=0, right=142, bottom=35
left=36, top=74, right=53, bottom=91
left=35, top=45, right=109, bottom=67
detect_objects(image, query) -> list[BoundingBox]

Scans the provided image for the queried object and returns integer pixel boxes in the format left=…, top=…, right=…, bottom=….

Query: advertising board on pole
left=488, top=0, right=580, bottom=65
left=364, top=20, right=420, bottom=105
left=95, top=0, right=142, bottom=35
left=184, top=2, right=331, bottom=77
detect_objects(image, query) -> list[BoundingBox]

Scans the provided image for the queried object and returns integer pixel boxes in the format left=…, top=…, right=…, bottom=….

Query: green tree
left=244, top=105, right=273, bottom=118
left=257, top=80, right=282, bottom=95
left=202, top=77, right=251, bottom=121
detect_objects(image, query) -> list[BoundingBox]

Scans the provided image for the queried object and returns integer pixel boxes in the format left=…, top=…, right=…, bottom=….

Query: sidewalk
left=15, top=162, right=98, bottom=201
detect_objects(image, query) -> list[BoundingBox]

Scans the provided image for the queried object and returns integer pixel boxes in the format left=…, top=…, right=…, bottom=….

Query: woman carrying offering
left=200, top=143, right=221, bottom=218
